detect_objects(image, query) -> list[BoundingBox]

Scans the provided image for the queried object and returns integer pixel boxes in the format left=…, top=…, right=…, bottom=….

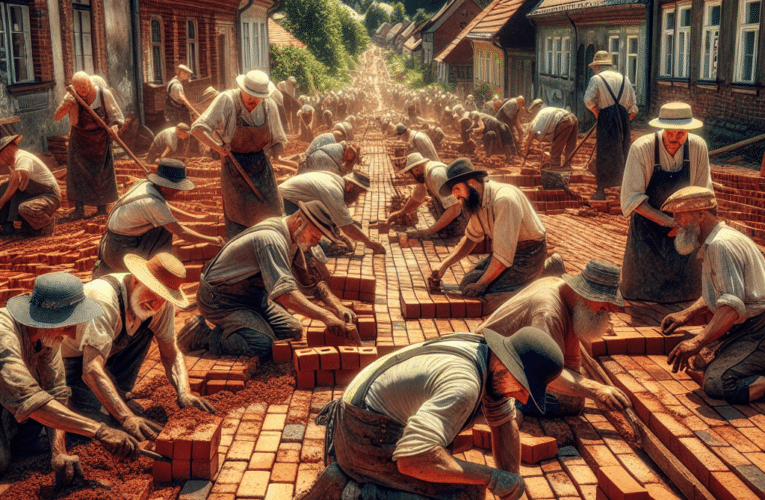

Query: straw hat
left=483, top=327, right=565, bottom=414
left=661, top=186, right=717, bottom=214
left=438, top=158, right=488, bottom=198
left=588, top=50, right=613, bottom=69
left=177, top=64, right=193, bottom=74
left=236, top=70, right=275, bottom=98
left=0, top=134, right=22, bottom=154
left=529, top=98, right=544, bottom=111
left=148, top=159, right=195, bottom=191
left=561, top=259, right=624, bottom=307
left=648, top=102, right=703, bottom=130
left=124, top=252, right=189, bottom=308
left=401, top=152, right=429, bottom=174
left=299, top=201, right=339, bottom=243
left=7, top=272, right=103, bottom=328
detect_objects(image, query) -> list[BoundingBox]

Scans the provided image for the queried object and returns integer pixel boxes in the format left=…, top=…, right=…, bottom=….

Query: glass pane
left=629, top=38, right=638, bottom=54
left=81, top=11, right=91, bottom=33
left=742, top=31, right=755, bottom=80
left=151, top=20, right=161, bottom=43
left=680, top=8, right=691, bottom=27
left=628, top=57, right=637, bottom=83
left=747, top=2, right=760, bottom=24
left=678, top=33, right=686, bottom=76
left=73, top=0, right=91, bottom=5
left=152, top=46, right=161, bottom=82
left=555, top=38, right=561, bottom=51
left=665, top=34, right=674, bottom=74
left=85, top=54, right=93, bottom=75
left=9, top=5, right=22, bottom=32
left=14, top=55, right=28, bottom=81
left=83, top=34, right=92, bottom=57
left=710, top=5, right=720, bottom=25
left=666, top=11, right=675, bottom=30
left=187, top=20, right=195, bottom=39
left=12, top=32, right=26, bottom=58
left=610, top=38, right=619, bottom=52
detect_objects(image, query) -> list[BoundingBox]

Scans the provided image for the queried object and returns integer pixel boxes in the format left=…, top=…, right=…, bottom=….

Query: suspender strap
left=101, top=275, right=127, bottom=338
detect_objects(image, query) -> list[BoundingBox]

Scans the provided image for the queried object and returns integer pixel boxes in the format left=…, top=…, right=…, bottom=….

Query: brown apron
left=66, top=88, right=119, bottom=205
left=222, top=108, right=283, bottom=235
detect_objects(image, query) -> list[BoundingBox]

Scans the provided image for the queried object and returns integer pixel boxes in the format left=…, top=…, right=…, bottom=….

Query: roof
left=467, top=0, right=525, bottom=40
left=268, top=19, right=305, bottom=48
left=404, top=37, right=422, bottom=52
left=396, top=21, right=416, bottom=42
left=529, top=0, right=646, bottom=16
left=422, top=0, right=465, bottom=34
left=433, top=0, right=501, bottom=63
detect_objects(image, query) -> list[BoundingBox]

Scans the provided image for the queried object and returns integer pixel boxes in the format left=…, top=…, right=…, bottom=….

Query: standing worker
left=165, top=64, right=195, bottom=126
left=54, top=72, right=125, bottom=219
left=191, top=70, right=288, bottom=239
left=584, top=51, right=637, bottom=201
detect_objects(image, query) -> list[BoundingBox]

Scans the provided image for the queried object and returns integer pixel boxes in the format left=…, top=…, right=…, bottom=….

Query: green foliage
left=337, top=3, right=370, bottom=57
left=282, top=0, right=348, bottom=72
left=359, top=0, right=375, bottom=13
left=412, top=8, right=431, bottom=27
left=473, top=81, right=494, bottom=108
left=384, top=50, right=436, bottom=90
left=390, top=2, right=407, bottom=24
left=364, top=2, right=390, bottom=35
left=270, top=44, right=349, bottom=94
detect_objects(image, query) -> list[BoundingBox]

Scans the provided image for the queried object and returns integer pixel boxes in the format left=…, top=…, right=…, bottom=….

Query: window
left=554, top=37, right=562, bottom=75
left=701, top=2, right=721, bottom=80
left=73, top=0, right=94, bottom=74
left=660, top=3, right=691, bottom=78
left=149, top=17, right=163, bottom=84
left=627, top=35, right=639, bottom=87
left=0, top=2, right=34, bottom=83
left=186, top=18, right=199, bottom=77
left=259, top=21, right=266, bottom=68
left=735, top=0, right=761, bottom=83
left=561, top=36, right=570, bottom=77
left=545, top=37, right=553, bottom=74
left=242, top=22, right=250, bottom=70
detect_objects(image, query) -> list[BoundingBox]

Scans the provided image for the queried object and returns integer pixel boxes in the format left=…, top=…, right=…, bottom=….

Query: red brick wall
left=652, top=85, right=765, bottom=124
left=28, top=0, right=55, bottom=82
left=433, top=0, right=483, bottom=58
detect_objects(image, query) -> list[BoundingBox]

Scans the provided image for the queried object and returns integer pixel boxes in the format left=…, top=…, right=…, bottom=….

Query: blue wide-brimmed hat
left=438, top=157, right=488, bottom=198
left=7, top=272, right=103, bottom=328
left=483, top=327, right=564, bottom=414
left=148, top=158, right=195, bottom=191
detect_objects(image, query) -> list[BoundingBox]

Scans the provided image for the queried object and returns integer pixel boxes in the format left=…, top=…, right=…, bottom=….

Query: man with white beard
left=620, top=103, right=713, bottom=303
left=661, top=187, right=765, bottom=405
left=62, top=252, right=215, bottom=441
left=477, top=260, right=631, bottom=415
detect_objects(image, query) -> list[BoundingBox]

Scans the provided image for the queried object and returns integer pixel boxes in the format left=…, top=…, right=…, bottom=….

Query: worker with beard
left=661, top=187, right=765, bottom=405
left=62, top=253, right=215, bottom=441
left=279, top=171, right=385, bottom=254
left=477, top=260, right=631, bottom=415
left=620, top=103, right=712, bottom=303
left=431, top=159, right=559, bottom=301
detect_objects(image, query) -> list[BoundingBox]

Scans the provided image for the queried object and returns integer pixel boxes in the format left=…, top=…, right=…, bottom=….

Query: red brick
left=521, top=436, right=558, bottom=464
left=709, top=471, right=761, bottom=500
left=359, top=347, right=378, bottom=367
left=294, top=348, right=319, bottom=372
left=464, top=298, right=483, bottom=318
left=191, top=451, right=219, bottom=480
left=346, top=274, right=361, bottom=292
left=172, top=458, right=191, bottom=481
left=272, top=340, right=292, bottom=364
left=334, top=369, right=358, bottom=386
left=316, top=346, right=341, bottom=371
left=400, top=292, right=420, bottom=319
left=225, top=380, right=245, bottom=393
left=452, top=428, right=473, bottom=454
left=174, top=435, right=193, bottom=460
left=357, top=316, right=377, bottom=339
left=205, top=379, right=228, bottom=395
left=315, top=369, right=335, bottom=386
left=306, top=327, right=325, bottom=347
left=188, top=377, right=206, bottom=395
left=152, top=460, right=172, bottom=483
left=155, top=436, right=173, bottom=459
left=359, top=277, right=376, bottom=294
left=192, top=417, right=223, bottom=461
left=338, top=346, right=360, bottom=369
left=296, top=370, right=316, bottom=390
left=597, top=465, right=649, bottom=500
left=645, top=483, right=683, bottom=500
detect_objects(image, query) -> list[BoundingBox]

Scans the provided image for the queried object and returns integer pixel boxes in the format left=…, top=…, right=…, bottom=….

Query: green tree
left=364, top=2, right=390, bottom=35
left=282, top=0, right=348, bottom=72
left=412, top=8, right=431, bottom=27
left=360, top=0, right=374, bottom=13
left=337, top=2, right=370, bottom=57
left=390, top=2, right=407, bottom=24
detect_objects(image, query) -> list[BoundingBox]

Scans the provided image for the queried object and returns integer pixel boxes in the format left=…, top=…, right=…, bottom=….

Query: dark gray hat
left=395, top=123, right=407, bottom=136
left=0, top=134, right=22, bottom=154
left=299, top=201, right=339, bottom=243
left=344, top=170, right=371, bottom=191
left=148, top=158, right=196, bottom=191
left=561, top=259, right=624, bottom=307
left=438, top=158, right=488, bottom=198
left=7, top=272, right=103, bottom=328
left=483, top=327, right=564, bottom=414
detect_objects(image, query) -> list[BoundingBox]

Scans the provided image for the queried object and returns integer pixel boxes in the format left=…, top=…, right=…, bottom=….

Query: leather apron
left=66, top=87, right=119, bottom=204
left=620, top=133, right=702, bottom=302
left=595, top=75, right=631, bottom=190
left=165, top=78, right=191, bottom=125
left=222, top=104, right=283, bottom=234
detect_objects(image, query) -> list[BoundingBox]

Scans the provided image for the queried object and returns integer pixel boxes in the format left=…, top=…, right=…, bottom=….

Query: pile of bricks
left=187, top=355, right=258, bottom=396
left=153, top=414, right=224, bottom=482
left=291, top=344, right=379, bottom=389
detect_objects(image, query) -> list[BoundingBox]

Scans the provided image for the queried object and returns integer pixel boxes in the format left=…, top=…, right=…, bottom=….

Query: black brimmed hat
left=561, top=259, right=624, bottom=307
left=148, top=158, right=195, bottom=191
left=483, top=327, right=564, bottom=414
left=438, top=158, right=488, bottom=198
left=0, top=134, right=22, bottom=154
left=299, top=201, right=339, bottom=243
left=7, top=272, right=103, bottom=328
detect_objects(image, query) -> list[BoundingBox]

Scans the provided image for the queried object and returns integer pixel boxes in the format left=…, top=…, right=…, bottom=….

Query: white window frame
left=660, top=3, right=692, bottom=79
left=186, top=18, right=199, bottom=77
left=259, top=21, right=267, bottom=70
left=553, top=37, right=561, bottom=75
left=561, top=36, right=570, bottom=78
left=660, top=6, right=676, bottom=77
left=608, top=35, right=620, bottom=72
left=734, top=0, right=761, bottom=83
left=0, top=2, right=34, bottom=84
left=149, top=16, right=164, bottom=84
left=242, top=21, right=251, bottom=71
left=72, top=0, right=94, bottom=74
left=700, top=1, right=721, bottom=81
left=626, top=35, right=639, bottom=89
left=675, top=4, right=691, bottom=79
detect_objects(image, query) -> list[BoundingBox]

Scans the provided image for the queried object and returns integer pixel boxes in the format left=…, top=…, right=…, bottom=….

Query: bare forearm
left=276, top=290, right=336, bottom=324
left=475, top=256, right=508, bottom=287
left=547, top=369, right=598, bottom=400
left=160, top=346, right=191, bottom=398
left=170, top=223, right=220, bottom=245
left=341, top=223, right=376, bottom=246
left=696, top=305, right=739, bottom=346
left=492, top=420, right=521, bottom=474
left=315, top=281, right=344, bottom=315
left=47, top=425, right=67, bottom=457
left=83, top=369, right=133, bottom=424
left=438, top=237, right=478, bottom=275
left=398, top=446, right=493, bottom=486
left=424, top=205, right=460, bottom=236
left=634, top=201, right=675, bottom=227
left=29, top=400, right=101, bottom=438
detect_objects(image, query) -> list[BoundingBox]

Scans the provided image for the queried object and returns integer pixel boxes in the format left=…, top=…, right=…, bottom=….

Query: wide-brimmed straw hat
left=124, top=252, right=189, bottom=308
left=7, top=272, right=103, bottom=328
left=529, top=98, right=544, bottom=111
left=236, top=70, right=275, bottom=98
left=561, top=259, right=624, bottom=307
left=148, top=158, right=195, bottom=191
left=483, top=327, right=564, bottom=414
left=177, top=64, right=193, bottom=74
left=299, top=201, right=339, bottom=243
left=588, top=50, right=613, bottom=69
left=648, top=102, right=703, bottom=130
left=0, top=134, right=22, bottom=154
left=439, top=158, right=488, bottom=198
left=661, top=186, right=717, bottom=213
left=344, top=170, right=371, bottom=191
left=402, top=152, right=429, bottom=174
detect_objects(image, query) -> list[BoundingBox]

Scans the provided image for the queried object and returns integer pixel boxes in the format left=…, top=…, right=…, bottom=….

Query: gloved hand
left=325, top=316, right=347, bottom=338
left=336, top=305, right=357, bottom=324
left=463, top=282, right=488, bottom=298
left=52, top=453, right=84, bottom=490
left=178, top=393, right=216, bottom=414
left=94, top=423, right=139, bottom=459
left=121, top=415, right=164, bottom=441
left=487, top=469, right=524, bottom=500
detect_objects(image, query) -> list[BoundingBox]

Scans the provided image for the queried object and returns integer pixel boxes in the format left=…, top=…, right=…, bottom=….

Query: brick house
left=651, top=0, right=765, bottom=156
left=420, top=0, right=482, bottom=65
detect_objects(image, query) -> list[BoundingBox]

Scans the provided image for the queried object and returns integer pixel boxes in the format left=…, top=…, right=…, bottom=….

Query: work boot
left=295, top=463, right=349, bottom=500
left=95, top=205, right=108, bottom=216
left=542, top=253, right=565, bottom=278
left=176, top=315, right=211, bottom=353
left=590, top=189, right=606, bottom=201
left=70, top=202, right=85, bottom=220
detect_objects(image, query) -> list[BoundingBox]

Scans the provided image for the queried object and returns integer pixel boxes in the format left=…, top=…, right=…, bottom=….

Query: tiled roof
left=403, top=37, right=422, bottom=52
left=433, top=0, right=504, bottom=63
left=467, top=0, right=525, bottom=40
left=529, top=0, right=645, bottom=16
left=268, top=19, right=305, bottom=48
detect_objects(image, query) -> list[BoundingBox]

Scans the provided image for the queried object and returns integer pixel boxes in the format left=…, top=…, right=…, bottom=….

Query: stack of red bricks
left=153, top=414, right=224, bottom=483
left=291, top=344, right=379, bottom=389
left=187, top=355, right=258, bottom=396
